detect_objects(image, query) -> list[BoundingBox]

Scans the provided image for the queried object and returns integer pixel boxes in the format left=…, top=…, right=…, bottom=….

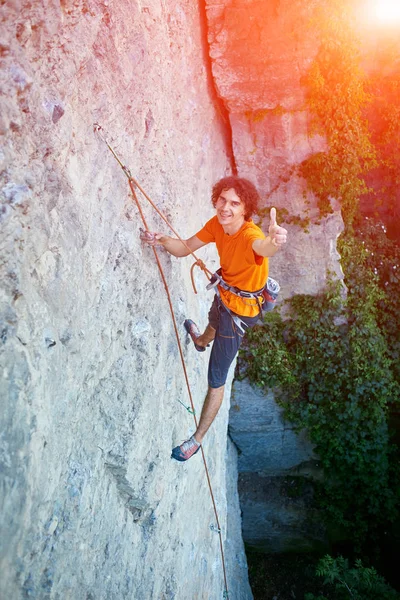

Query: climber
left=140, top=176, right=288, bottom=461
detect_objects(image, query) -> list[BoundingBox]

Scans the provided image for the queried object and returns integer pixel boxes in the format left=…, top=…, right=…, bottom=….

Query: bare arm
left=252, top=235, right=281, bottom=258
left=140, top=230, right=207, bottom=257
left=158, top=234, right=207, bottom=257
left=252, top=207, right=287, bottom=258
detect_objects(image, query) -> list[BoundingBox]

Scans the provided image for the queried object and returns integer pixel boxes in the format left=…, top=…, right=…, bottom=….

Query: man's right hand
left=139, top=228, right=164, bottom=246
left=140, top=231, right=206, bottom=257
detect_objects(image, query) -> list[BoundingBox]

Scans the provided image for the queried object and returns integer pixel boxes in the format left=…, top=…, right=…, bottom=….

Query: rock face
left=206, top=0, right=345, bottom=300
left=229, top=379, right=327, bottom=553
left=0, top=2, right=252, bottom=599
left=230, top=380, right=315, bottom=476
left=238, top=473, right=327, bottom=554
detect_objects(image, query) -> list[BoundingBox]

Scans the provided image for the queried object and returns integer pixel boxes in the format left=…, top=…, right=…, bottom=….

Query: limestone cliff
left=0, top=1, right=252, bottom=598
left=205, top=0, right=344, bottom=554
left=1, top=0, right=354, bottom=596
left=205, top=0, right=344, bottom=299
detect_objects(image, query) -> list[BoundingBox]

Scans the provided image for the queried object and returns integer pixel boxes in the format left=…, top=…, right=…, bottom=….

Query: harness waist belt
left=206, top=269, right=279, bottom=301
left=206, top=269, right=280, bottom=331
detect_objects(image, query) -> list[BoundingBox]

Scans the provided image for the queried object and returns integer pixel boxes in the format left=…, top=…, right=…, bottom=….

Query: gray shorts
left=207, top=295, right=259, bottom=388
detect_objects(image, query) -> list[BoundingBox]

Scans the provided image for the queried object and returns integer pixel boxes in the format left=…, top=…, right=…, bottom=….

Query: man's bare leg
left=196, top=324, right=216, bottom=348
left=193, top=385, right=225, bottom=444
left=171, top=385, right=225, bottom=461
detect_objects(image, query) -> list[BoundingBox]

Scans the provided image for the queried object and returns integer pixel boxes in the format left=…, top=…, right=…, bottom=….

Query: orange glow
left=374, top=0, right=400, bottom=23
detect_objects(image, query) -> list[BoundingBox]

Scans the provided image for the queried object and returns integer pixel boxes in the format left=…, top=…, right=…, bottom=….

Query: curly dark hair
left=211, top=176, right=260, bottom=221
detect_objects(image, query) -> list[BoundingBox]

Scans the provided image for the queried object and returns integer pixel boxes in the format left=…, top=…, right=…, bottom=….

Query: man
left=141, top=176, right=287, bottom=461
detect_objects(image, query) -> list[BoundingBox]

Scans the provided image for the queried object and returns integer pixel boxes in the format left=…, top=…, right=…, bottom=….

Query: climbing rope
left=94, top=124, right=229, bottom=599
left=94, top=124, right=213, bottom=292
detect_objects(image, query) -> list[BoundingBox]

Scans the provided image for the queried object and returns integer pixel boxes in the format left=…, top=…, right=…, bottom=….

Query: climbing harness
left=94, top=124, right=229, bottom=600
left=207, top=268, right=280, bottom=332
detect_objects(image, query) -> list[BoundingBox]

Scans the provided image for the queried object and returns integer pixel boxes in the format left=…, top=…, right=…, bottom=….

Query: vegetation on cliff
left=240, top=0, right=400, bottom=565
left=240, top=221, right=400, bottom=548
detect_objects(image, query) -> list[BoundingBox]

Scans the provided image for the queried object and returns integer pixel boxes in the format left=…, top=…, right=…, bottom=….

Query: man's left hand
left=269, top=207, right=287, bottom=247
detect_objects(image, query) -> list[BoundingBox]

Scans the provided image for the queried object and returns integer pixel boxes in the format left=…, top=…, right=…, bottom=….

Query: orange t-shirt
left=196, top=216, right=269, bottom=317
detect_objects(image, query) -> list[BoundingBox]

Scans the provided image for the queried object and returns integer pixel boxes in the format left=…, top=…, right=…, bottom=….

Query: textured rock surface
left=230, top=379, right=326, bottom=553
left=238, top=473, right=328, bottom=554
left=0, top=1, right=252, bottom=599
left=206, top=0, right=345, bottom=301
left=230, top=379, right=315, bottom=475
left=205, top=0, right=318, bottom=113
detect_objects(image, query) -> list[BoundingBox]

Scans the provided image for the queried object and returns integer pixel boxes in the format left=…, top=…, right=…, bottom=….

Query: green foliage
left=245, top=105, right=287, bottom=123
left=368, top=77, right=400, bottom=205
left=299, top=0, right=377, bottom=222
left=243, top=0, right=400, bottom=593
left=256, top=205, right=311, bottom=233
left=305, top=555, right=400, bottom=600
left=243, top=0, right=400, bottom=548
left=365, top=40, right=400, bottom=217
left=353, top=219, right=400, bottom=385
left=238, top=310, right=297, bottom=391
left=239, top=220, right=400, bottom=546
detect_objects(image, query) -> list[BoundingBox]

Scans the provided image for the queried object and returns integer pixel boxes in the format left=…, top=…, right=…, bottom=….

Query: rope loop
left=190, top=262, right=199, bottom=294
left=190, top=259, right=212, bottom=294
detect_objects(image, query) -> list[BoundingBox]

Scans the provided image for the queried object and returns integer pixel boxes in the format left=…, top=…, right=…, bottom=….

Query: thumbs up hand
left=268, top=207, right=287, bottom=247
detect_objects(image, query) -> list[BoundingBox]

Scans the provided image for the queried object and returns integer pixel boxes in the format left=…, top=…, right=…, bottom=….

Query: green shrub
left=305, top=554, right=399, bottom=599
left=298, top=0, right=377, bottom=222
left=240, top=223, right=400, bottom=546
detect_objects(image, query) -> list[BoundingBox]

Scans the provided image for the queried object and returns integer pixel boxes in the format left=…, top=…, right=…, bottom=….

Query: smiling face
left=215, top=187, right=246, bottom=234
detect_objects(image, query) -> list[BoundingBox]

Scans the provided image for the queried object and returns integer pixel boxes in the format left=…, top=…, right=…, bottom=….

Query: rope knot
left=195, top=259, right=206, bottom=272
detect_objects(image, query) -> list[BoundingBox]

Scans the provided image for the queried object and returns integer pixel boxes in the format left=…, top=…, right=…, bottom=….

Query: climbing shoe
left=171, top=436, right=201, bottom=462
left=184, top=319, right=207, bottom=352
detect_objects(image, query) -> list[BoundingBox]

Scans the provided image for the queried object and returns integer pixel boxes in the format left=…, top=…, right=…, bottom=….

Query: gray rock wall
left=238, top=473, right=327, bottom=554
left=0, top=2, right=252, bottom=599
left=230, top=380, right=315, bottom=475
left=230, top=380, right=326, bottom=554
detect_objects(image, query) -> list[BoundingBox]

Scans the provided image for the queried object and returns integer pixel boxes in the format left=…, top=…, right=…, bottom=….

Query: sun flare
left=374, top=0, right=400, bottom=23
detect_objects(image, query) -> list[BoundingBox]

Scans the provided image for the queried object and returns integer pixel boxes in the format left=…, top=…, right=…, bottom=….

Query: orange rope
left=94, top=124, right=229, bottom=598
left=94, top=122, right=212, bottom=292
left=129, top=175, right=213, bottom=286
left=129, top=182, right=228, bottom=597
